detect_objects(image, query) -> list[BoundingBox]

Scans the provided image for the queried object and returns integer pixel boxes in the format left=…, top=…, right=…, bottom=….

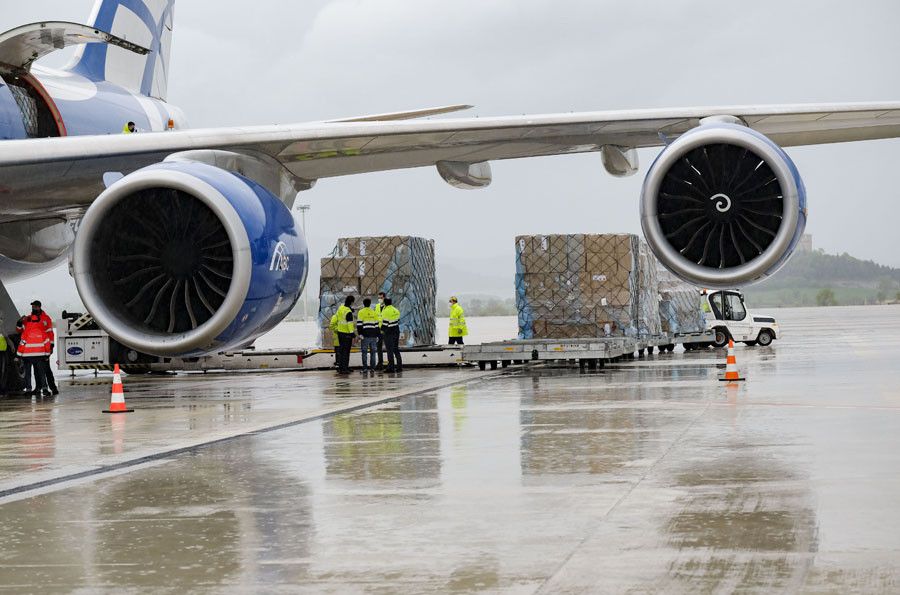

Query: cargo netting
left=515, top=234, right=662, bottom=339
left=656, top=265, right=705, bottom=335
left=318, top=236, right=436, bottom=347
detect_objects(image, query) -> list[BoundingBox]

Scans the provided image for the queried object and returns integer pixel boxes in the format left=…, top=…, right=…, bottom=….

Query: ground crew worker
left=381, top=298, right=402, bottom=372
left=448, top=296, right=468, bottom=345
left=16, top=301, right=54, bottom=396
left=329, top=310, right=341, bottom=367
left=356, top=298, right=380, bottom=373
left=374, top=291, right=387, bottom=370
left=31, top=300, right=59, bottom=396
left=701, top=289, right=712, bottom=314
left=122, top=121, right=137, bottom=134
left=335, top=296, right=356, bottom=374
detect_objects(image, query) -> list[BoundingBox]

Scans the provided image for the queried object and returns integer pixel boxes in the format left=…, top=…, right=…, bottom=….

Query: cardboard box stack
left=657, top=265, right=705, bottom=335
left=515, top=234, right=661, bottom=339
left=318, top=236, right=436, bottom=347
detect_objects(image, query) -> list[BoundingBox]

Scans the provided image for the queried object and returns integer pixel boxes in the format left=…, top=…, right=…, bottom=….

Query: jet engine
left=72, top=161, right=308, bottom=357
left=640, top=123, right=806, bottom=288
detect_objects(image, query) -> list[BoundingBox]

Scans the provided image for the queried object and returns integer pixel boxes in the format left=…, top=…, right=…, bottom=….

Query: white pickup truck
left=703, top=290, right=779, bottom=348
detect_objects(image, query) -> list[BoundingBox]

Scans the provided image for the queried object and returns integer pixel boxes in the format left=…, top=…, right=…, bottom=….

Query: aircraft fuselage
left=0, top=64, right=186, bottom=280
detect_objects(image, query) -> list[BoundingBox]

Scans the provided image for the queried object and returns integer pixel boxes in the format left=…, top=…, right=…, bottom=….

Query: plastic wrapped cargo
left=318, top=236, right=436, bottom=347
left=515, top=234, right=661, bottom=339
left=656, top=265, right=705, bottom=334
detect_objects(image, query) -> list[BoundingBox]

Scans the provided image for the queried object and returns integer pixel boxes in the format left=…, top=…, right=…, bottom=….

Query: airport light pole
left=296, top=203, right=311, bottom=321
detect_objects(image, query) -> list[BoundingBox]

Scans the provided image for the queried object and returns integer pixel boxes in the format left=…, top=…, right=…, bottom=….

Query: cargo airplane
left=1, top=0, right=899, bottom=357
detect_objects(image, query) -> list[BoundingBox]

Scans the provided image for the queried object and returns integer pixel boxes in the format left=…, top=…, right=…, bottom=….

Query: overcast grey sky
left=5, top=0, right=900, bottom=308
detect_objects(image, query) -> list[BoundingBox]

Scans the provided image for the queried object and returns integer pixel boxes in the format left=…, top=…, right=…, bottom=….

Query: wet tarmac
left=1, top=305, right=899, bottom=593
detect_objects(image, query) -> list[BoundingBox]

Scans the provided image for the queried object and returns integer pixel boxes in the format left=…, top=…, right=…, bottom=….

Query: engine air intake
left=657, top=143, right=784, bottom=268
left=641, top=124, right=806, bottom=288
left=91, top=188, right=234, bottom=334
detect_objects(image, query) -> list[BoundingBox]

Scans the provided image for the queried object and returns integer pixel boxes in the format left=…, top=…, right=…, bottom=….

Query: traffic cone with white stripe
left=103, top=364, right=134, bottom=413
left=718, top=339, right=745, bottom=382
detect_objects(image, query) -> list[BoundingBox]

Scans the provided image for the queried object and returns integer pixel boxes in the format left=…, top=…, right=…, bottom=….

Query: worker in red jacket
left=16, top=300, right=57, bottom=396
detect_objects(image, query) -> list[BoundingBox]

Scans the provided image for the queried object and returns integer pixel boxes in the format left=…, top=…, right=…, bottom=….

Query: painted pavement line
left=0, top=370, right=506, bottom=503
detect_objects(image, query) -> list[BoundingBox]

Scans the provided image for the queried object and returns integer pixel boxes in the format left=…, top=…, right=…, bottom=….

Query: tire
left=743, top=341, right=757, bottom=347
left=478, top=361, right=486, bottom=371
left=712, top=328, right=729, bottom=348
left=756, top=329, right=774, bottom=347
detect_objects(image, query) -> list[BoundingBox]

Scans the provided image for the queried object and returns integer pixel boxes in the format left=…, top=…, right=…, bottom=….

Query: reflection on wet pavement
left=0, top=306, right=899, bottom=592
left=0, top=368, right=485, bottom=494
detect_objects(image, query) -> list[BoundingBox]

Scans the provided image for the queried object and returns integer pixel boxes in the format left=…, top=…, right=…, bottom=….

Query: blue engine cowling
left=72, top=161, right=308, bottom=357
left=640, top=123, right=807, bottom=288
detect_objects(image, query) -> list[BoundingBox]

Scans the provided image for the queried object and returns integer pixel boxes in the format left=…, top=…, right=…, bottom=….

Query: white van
left=703, top=290, right=779, bottom=347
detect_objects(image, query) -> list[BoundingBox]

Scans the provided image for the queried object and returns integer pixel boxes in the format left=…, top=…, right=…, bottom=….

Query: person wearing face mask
left=16, top=300, right=56, bottom=396
left=374, top=292, right=387, bottom=370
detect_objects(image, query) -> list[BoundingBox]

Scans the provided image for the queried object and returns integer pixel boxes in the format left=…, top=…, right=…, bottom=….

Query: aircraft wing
left=4, top=101, right=900, bottom=210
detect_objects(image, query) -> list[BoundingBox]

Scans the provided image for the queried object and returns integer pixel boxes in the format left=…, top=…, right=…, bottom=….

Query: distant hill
left=744, top=249, right=900, bottom=307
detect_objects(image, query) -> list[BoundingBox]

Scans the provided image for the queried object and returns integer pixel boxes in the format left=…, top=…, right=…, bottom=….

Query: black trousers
left=449, top=336, right=464, bottom=345
left=337, top=333, right=354, bottom=371
left=384, top=329, right=402, bottom=369
left=22, top=357, right=46, bottom=392
left=39, top=357, right=57, bottom=393
left=376, top=335, right=384, bottom=367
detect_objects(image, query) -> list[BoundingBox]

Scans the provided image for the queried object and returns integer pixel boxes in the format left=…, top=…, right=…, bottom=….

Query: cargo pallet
left=462, top=329, right=714, bottom=370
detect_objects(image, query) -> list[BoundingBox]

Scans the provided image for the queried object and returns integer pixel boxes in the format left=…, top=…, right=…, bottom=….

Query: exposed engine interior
left=641, top=124, right=805, bottom=288
left=656, top=143, right=784, bottom=268
left=88, top=188, right=234, bottom=334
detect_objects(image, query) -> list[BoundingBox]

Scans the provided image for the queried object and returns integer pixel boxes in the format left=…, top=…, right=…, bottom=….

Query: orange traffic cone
left=103, top=364, right=134, bottom=413
left=719, top=339, right=745, bottom=382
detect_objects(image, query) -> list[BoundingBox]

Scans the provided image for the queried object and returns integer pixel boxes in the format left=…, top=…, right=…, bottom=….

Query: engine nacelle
left=72, top=161, right=308, bottom=357
left=640, top=123, right=806, bottom=288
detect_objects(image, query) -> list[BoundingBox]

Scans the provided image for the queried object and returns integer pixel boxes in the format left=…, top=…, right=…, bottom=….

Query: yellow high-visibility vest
left=381, top=305, right=400, bottom=329
left=329, top=313, right=340, bottom=346
left=449, top=303, right=468, bottom=337
left=336, top=305, right=355, bottom=334
left=375, top=302, right=384, bottom=327
left=357, top=307, right=378, bottom=332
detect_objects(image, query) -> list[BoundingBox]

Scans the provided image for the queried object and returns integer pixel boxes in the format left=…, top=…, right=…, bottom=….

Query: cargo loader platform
left=462, top=329, right=714, bottom=369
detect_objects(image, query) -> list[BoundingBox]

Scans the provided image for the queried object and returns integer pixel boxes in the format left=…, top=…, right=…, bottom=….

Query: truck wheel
left=478, top=361, right=486, bottom=371
left=712, top=328, right=729, bottom=348
left=757, top=330, right=774, bottom=346
left=490, top=361, right=498, bottom=370
left=743, top=341, right=757, bottom=347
